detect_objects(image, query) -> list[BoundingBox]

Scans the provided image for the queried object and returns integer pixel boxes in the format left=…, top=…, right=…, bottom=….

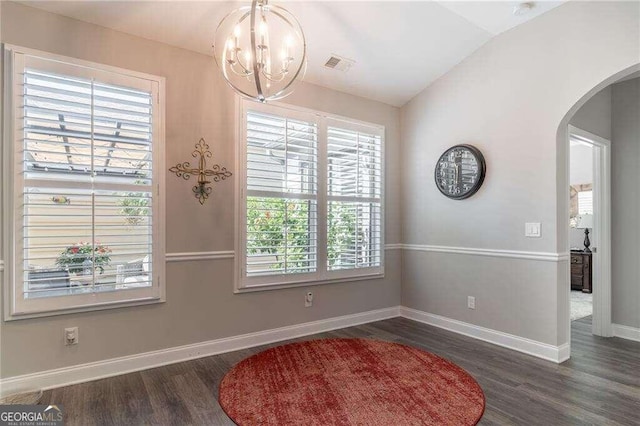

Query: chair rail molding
left=401, top=244, right=568, bottom=262
left=165, top=251, right=235, bottom=262
left=166, top=245, right=402, bottom=262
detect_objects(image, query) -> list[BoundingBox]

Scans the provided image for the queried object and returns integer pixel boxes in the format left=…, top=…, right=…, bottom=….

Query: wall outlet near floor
left=65, top=327, right=79, bottom=345
left=467, top=296, right=476, bottom=310
left=305, top=291, right=313, bottom=308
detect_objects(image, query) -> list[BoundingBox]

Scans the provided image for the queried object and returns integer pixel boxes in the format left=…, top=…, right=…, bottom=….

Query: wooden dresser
left=570, top=251, right=592, bottom=293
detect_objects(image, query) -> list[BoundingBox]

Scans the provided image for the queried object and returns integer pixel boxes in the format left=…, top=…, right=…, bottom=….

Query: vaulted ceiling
left=20, top=1, right=566, bottom=106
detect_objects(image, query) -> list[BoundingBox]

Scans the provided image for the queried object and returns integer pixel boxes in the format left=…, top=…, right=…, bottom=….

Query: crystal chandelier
left=213, top=0, right=307, bottom=102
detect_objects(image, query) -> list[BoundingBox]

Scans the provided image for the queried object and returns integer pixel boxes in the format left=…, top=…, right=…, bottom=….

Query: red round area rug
left=219, top=338, right=485, bottom=425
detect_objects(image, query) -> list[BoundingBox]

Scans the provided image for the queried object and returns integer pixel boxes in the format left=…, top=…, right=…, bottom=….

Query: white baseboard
left=2, top=304, right=579, bottom=396
left=613, top=323, right=640, bottom=342
left=557, top=343, right=571, bottom=363
left=400, top=307, right=569, bottom=363
left=0, top=306, right=401, bottom=398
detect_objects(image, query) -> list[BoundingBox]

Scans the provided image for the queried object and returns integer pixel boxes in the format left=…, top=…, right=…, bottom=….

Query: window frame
left=2, top=45, right=166, bottom=320
left=236, top=99, right=385, bottom=292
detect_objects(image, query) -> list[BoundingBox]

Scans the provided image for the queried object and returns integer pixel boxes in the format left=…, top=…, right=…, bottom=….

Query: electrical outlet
left=65, top=327, right=78, bottom=345
left=467, top=296, right=476, bottom=310
left=305, top=291, right=313, bottom=308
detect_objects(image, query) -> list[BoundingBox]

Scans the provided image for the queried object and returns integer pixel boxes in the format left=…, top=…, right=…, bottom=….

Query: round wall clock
left=434, top=144, right=486, bottom=200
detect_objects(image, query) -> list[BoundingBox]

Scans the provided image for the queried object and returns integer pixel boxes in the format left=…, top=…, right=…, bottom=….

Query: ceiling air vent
left=324, top=54, right=355, bottom=72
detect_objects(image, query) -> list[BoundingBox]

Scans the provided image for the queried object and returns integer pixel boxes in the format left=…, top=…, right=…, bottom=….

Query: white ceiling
left=437, top=1, right=564, bottom=36
left=20, top=1, right=566, bottom=107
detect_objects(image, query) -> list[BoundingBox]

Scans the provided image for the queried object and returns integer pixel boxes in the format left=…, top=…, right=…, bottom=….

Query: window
left=238, top=101, right=383, bottom=290
left=578, top=190, right=593, bottom=215
left=327, top=124, right=382, bottom=271
left=4, top=46, right=165, bottom=318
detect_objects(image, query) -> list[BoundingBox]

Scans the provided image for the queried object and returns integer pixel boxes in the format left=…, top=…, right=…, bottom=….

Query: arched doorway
left=556, top=63, right=640, bottom=358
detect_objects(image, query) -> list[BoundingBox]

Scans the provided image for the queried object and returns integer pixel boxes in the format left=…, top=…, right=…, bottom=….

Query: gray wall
left=611, top=78, right=640, bottom=329
left=0, top=2, right=401, bottom=378
left=400, top=1, right=639, bottom=346
left=570, top=86, right=612, bottom=140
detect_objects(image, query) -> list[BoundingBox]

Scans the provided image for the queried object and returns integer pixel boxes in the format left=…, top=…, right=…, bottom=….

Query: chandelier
left=213, top=0, right=307, bottom=102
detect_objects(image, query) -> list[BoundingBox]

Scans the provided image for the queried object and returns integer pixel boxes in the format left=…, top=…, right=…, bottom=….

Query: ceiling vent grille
left=324, top=55, right=355, bottom=72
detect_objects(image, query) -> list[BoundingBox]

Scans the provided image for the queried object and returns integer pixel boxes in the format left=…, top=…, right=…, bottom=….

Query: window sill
left=4, top=295, right=165, bottom=321
left=235, top=271, right=385, bottom=294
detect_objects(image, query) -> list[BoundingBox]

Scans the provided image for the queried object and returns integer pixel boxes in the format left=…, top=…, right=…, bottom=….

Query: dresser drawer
left=571, top=275, right=583, bottom=289
left=570, top=252, right=592, bottom=293
left=571, top=264, right=584, bottom=275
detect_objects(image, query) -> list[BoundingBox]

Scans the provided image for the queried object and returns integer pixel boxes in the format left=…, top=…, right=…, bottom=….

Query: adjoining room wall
left=568, top=143, right=594, bottom=249
left=611, top=77, right=640, bottom=330
left=568, top=86, right=602, bottom=250
left=400, top=1, right=639, bottom=347
left=569, top=145, right=594, bottom=186
left=567, top=86, right=609, bottom=255
left=570, top=86, right=612, bottom=140
left=568, top=85, right=610, bottom=258
left=0, top=2, right=401, bottom=379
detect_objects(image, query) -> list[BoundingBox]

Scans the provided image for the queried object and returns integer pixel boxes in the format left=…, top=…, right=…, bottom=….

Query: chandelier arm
left=235, top=52, right=255, bottom=75
left=229, top=59, right=253, bottom=77
left=216, top=9, right=255, bottom=78
left=214, top=8, right=249, bottom=65
left=266, top=54, right=306, bottom=100
left=258, top=7, right=298, bottom=83
left=249, top=0, right=265, bottom=102
left=231, top=9, right=254, bottom=75
left=261, top=71, right=287, bottom=82
left=260, top=5, right=307, bottom=100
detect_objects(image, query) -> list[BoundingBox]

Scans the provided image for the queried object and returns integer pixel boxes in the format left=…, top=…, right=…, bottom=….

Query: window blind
left=239, top=101, right=384, bottom=290
left=578, top=191, right=593, bottom=215
left=327, top=126, right=382, bottom=270
left=21, top=68, right=154, bottom=298
left=245, top=111, right=318, bottom=276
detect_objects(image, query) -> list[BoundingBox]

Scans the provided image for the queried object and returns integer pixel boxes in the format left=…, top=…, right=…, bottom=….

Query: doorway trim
left=568, top=125, right=612, bottom=337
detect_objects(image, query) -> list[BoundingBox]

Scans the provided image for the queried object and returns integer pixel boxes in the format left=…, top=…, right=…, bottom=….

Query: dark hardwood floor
left=40, top=315, right=640, bottom=425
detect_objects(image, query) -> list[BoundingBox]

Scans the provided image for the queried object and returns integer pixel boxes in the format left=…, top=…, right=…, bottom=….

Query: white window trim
left=2, top=45, right=166, bottom=320
left=235, top=99, right=385, bottom=293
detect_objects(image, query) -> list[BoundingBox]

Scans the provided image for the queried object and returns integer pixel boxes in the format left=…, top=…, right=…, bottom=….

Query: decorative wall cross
left=169, top=138, right=232, bottom=205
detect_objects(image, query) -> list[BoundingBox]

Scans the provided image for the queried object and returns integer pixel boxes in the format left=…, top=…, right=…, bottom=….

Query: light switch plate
left=525, top=222, right=541, bottom=238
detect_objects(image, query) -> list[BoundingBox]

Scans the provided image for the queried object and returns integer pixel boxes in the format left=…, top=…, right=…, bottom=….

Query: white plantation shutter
left=245, top=110, right=318, bottom=278
left=578, top=191, right=593, bottom=215
left=240, top=101, right=384, bottom=290
left=8, top=47, right=164, bottom=317
left=327, top=124, right=382, bottom=270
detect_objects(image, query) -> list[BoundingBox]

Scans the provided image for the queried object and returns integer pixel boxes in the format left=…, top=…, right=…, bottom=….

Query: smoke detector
left=324, top=54, right=355, bottom=72
left=513, top=2, right=535, bottom=16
